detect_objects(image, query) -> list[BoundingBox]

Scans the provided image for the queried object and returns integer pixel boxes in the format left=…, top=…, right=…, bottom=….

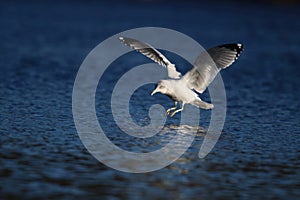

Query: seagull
left=119, top=37, right=243, bottom=117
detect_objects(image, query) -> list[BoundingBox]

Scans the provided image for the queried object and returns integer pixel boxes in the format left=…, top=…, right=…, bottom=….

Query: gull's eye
left=159, top=85, right=164, bottom=89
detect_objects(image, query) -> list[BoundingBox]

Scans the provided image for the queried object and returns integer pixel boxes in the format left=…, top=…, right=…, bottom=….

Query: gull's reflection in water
left=161, top=124, right=206, bottom=136
left=154, top=124, right=207, bottom=173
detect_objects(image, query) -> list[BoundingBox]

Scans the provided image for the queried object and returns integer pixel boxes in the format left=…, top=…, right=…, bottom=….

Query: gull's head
left=151, top=80, right=169, bottom=96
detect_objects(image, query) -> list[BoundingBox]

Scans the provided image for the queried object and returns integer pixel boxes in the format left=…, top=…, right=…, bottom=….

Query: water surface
left=0, top=1, right=299, bottom=199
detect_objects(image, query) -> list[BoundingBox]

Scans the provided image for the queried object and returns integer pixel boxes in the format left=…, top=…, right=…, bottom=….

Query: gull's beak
left=151, top=88, right=158, bottom=96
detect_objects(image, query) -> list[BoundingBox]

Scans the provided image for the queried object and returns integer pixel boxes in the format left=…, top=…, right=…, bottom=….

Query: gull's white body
left=171, top=79, right=197, bottom=103
left=151, top=79, right=214, bottom=116
left=155, top=79, right=208, bottom=104
left=119, top=37, right=243, bottom=117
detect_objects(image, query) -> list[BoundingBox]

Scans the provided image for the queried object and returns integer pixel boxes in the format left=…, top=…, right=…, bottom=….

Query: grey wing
left=119, top=37, right=182, bottom=79
left=183, top=43, right=243, bottom=93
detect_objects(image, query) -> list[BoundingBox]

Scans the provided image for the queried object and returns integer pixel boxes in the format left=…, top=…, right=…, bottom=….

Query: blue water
left=1, top=1, right=300, bottom=199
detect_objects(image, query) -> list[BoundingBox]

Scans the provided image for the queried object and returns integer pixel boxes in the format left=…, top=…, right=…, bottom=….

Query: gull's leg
left=165, top=101, right=178, bottom=115
left=170, top=103, right=185, bottom=117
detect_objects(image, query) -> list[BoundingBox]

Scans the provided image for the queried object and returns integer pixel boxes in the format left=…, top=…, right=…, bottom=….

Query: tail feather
left=192, top=99, right=214, bottom=110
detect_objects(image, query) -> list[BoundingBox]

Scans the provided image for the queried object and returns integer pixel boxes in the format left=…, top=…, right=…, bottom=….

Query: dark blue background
left=1, top=0, right=299, bottom=199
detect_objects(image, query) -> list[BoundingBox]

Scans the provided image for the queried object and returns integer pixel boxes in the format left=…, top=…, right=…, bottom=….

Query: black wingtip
left=220, top=43, right=244, bottom=60
left=220, top=43, right=243, bottom=52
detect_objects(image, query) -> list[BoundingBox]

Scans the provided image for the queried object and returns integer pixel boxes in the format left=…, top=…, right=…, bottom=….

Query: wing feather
left=183, top=43, right=243, bottom=93
left=119, top=37, right=182, bottom=79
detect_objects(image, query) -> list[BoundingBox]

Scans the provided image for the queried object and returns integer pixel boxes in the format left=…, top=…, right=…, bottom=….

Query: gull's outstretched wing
left=119, top=37, right=182, bottom=79
left=183, top=43, right=243, bottom=93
